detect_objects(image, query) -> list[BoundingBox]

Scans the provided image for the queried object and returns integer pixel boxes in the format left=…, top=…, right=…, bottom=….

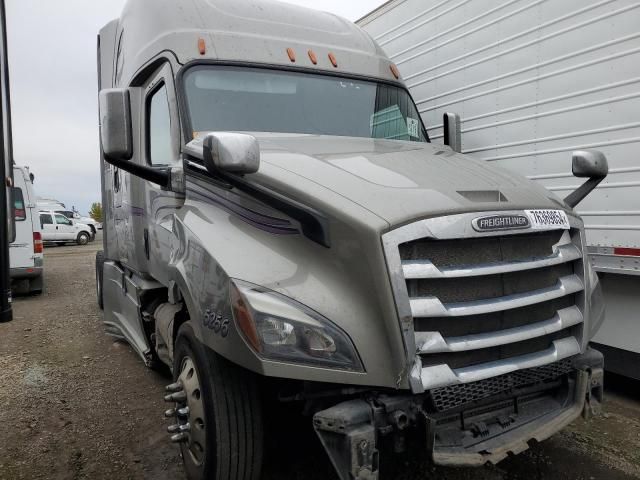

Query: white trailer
left=359, top=0, right=640, bottom=378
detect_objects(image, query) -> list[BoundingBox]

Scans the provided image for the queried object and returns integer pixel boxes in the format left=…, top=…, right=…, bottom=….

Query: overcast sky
left=5, top=0, right=384, bottom=215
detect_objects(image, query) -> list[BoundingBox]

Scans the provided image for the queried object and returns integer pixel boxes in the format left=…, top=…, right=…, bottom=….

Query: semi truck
left=96, top=1, right=607, bottom=478
left=358, top=0, right=640, bottom=380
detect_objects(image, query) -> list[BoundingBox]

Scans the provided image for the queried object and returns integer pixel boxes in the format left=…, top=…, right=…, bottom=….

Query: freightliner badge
left=472, top=214, right=530, bottom=232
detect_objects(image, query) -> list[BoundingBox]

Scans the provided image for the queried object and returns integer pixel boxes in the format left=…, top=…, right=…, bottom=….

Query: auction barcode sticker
left=407, top=117, right=419, bottom=138
left=525, top=209, right=570, bottom=230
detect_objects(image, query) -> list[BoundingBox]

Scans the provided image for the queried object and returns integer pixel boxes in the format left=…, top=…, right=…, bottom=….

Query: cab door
left=139, top=62, right=184, bottom=284
left=53, top=213, right=75, bottom=240
left=39, top=213, right=56, bottom=241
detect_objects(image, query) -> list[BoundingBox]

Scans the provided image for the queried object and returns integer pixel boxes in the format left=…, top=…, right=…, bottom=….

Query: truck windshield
left=183, top=66, right=429, bottom=143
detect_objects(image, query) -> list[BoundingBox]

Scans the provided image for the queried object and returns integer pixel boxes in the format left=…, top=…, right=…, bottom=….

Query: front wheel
left=167, top=323, right=263, bottom=480
left=77, top=232, right=90, bottom=245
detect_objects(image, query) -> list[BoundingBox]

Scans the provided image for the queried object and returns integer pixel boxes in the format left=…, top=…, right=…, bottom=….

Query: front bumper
left=313, top=349, right=603, bottom=479
left=432, top=352, right=602, bottom=466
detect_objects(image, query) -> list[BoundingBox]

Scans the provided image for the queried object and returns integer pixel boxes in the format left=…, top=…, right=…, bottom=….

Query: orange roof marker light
left=328, top=52, right=338, bottom=68
left=287, top=48, right=296, bottom=62
left=198, top=38, right=206, bottom=55
left=390, top=63, right=400, bottom=79
left=308, top=49, right=318, bottom=65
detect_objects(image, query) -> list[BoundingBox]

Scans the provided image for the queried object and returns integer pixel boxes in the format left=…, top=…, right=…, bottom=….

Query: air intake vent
left=457, top=190, right=508, bottom=203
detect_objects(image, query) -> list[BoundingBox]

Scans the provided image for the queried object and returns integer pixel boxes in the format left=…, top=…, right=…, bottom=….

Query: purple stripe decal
left=187, top=182, right=299, bottom=236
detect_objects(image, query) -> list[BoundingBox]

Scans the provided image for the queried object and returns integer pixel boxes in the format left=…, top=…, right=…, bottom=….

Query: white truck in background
left=37, top=198, right=100, bottom=237
left=38, top=210, right=94, bottom=246
left=9, top=165, right=43, bottom=294
left=358, top=0, right=640, bottom=379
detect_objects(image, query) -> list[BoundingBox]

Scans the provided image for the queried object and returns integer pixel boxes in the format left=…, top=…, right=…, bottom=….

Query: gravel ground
left=1, top=236, right=639, bottom=480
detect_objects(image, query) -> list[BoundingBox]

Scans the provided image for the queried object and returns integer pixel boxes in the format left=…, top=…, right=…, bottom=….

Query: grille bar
left=410, top=274, right=583, bottom=317
left=417, top=337, right=581, bottom=390
left=415, top=305, right=583, bottom=354
left=402, top=243, right=581, bottom=279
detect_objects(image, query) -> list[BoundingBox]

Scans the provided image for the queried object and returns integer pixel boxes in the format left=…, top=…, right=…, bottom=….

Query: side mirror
left=98, top=88, right=171, bottom=188
left=99, top=88, right=133, bottom=161
left=443, top=112, right=461, bottom=153
left=564, top=150, right=609, bottom=208
left=203, top=133, right=260, bottom=175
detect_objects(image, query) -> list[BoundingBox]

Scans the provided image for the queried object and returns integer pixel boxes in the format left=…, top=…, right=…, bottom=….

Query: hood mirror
left=186, top=133, right=260, bottom=175
left=564, top=150, right=609, bottom=208
left=571, top=149, right=608, bottom=178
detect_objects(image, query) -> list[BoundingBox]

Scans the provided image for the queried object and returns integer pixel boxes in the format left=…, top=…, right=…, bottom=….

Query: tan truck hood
left=254, top=134, right=568, bottom=227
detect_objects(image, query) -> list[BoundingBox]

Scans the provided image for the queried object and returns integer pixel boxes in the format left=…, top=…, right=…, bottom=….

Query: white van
left=38, top=211, right=93, bottom=245
left=9, top=165, right=44, bottom=294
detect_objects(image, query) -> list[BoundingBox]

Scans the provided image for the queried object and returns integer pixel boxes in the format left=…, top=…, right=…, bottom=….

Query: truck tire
left=170, top=322, right=263, bottom=480
left=95, top=251, right=104, bottom=309
left=77, top=231, right=90, bottom=245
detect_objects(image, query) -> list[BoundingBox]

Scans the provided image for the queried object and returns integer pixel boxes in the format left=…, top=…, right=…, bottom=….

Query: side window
left=147, top=83, right=174, bottom=166
left=40, top=214, right=53, bottom=228
left=57, top=210, right=74, bottom=218
left=55, top=214, right=71, bottom=226
left=13, top=187, right=26, bottom=221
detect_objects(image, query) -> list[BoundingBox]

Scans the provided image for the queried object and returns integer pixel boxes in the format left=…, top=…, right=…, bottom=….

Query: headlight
left=230, top=280, right=363, bottom=372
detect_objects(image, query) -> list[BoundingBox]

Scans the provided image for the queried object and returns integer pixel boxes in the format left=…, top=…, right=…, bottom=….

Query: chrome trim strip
left=415, top=306, right=583, bottom=353
left=420, top=337, right=581, bottom=390
left=402, top=243, right=581, bottom=279
left=410, top=274, right=583, bottom=318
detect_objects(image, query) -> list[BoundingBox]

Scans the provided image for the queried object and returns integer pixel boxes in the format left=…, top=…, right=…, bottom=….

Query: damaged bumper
left=313, top=349, right=604, bottom=479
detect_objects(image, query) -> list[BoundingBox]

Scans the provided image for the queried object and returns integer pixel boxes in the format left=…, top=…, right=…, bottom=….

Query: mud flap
left=313, top=399, right=379, bottom=480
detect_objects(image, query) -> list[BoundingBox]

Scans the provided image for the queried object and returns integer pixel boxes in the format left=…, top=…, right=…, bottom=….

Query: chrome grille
left=381, top=211, right=586, bottom=394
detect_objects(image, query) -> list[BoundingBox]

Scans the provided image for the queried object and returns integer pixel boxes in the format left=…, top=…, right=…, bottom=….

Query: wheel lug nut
left=170, top=433, right=188, bottom=443
left=179, top=423, right=191, bottom=433
left=166, top=382, right=183, bottom=393
left=164, top=391, right=187, bottom=403
left=177, top=407, right=190, bottom=417
left=167, top=424, right=180, bottom=434
left=164, top=408, right=176, bottom=418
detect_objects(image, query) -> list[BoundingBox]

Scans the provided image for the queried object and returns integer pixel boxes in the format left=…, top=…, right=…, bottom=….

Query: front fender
left=168, top=197, right=404, bottom=389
